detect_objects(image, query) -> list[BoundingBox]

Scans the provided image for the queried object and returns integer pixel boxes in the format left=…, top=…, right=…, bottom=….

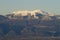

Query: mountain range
left=0, top=9, right=60, bottom=40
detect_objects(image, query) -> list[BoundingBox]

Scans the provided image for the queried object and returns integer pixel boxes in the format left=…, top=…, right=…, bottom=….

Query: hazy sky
left=0, top=0, right=60, bottom=15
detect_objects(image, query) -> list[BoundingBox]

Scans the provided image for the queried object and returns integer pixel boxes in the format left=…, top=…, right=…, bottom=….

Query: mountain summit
left=13, top=9, right=54, bottom=16
left=11, top=9, right=54, bottom=19
left=13, top=9, right=47, bottom=16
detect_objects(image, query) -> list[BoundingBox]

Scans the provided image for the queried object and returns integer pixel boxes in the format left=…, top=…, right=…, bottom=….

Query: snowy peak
left=13, top=9, right=48, bottom=16
left=6, top=9, right=55, bottom=20
left=33, top=9, right=46, bottom=13
left=12, top=9, right=49, bottom=19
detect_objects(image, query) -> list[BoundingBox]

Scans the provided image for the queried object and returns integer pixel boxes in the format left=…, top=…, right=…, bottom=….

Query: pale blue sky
left=0, top=0, right=60, bottom=15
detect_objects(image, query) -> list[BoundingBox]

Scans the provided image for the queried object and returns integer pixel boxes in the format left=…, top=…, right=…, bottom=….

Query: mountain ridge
left=13, top=9, right=54, bottom=16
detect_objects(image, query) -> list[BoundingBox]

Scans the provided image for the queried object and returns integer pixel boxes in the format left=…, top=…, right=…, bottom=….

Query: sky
left=0, top=0, right=60, bottom=15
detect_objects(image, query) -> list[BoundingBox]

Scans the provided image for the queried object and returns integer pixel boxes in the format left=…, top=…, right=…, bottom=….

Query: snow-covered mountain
left=0, top=10, right=60, bottom=40
left=13, top=9, right=54, bottom=16
left=6, top=9, right=55, bottom=20
left=13, top=10, right=45, bottom=16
